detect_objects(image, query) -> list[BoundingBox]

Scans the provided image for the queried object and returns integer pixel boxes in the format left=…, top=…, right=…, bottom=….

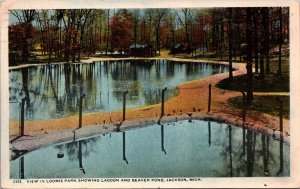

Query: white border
left=1, top=0, right=300, bottom=188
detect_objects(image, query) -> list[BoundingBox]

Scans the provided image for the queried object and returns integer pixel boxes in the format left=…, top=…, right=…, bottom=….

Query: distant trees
left=153, top=9, right=166, bottom=56
left=10, top=10, right=36, bottom=62
left=176, top=8, right=193, bottom=53
left=105, top=9, right=110, bottom=55
left=36, top=10, right=57, bottom=63
left=111, top=9, right=133, bottom=54
left=9, top=7, right=289, bottom=68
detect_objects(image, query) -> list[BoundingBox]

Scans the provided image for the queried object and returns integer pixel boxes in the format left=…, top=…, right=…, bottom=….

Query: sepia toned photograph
left=1, top=0, right=299, bottom=188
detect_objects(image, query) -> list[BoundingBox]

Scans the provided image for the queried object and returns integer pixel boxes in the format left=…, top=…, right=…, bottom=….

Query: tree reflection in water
left=54, top=137, right=99, bottom=162
left=10, top=60, right=228, bottom=120
left=216, top=124, right=283, bottom=177
left=19, top=156, right=24, bottom=179
left=11, top=121, right=289, bottom=178
left=262, top=135, right=270, bottom=176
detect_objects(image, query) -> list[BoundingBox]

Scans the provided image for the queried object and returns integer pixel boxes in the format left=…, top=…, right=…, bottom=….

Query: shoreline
left=9, top=57, right=290, bottom=160
left=10, top=113, right=289, bottom=161
left=9, top=56, right=237, bottom=70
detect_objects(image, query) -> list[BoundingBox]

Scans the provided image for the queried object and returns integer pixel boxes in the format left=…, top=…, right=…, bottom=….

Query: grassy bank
left=216, top=54, right=289, bottom=119
left=228, top=95, right=289, bottom=119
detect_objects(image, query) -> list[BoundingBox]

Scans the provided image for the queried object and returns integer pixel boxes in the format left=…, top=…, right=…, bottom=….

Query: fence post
left=275, top=97, right=283, bottom=139
left=161, top=87, right=167, bottom=118
left=208, top=84, right=212, bottom=112
left=20, top=97, right=26, bottom=136
left=123, top=90, right=129, bottom=121
left=79, top=94, right=85, bottom=129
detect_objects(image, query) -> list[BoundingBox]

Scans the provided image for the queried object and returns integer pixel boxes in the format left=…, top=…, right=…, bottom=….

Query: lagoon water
left=10, top=120, right=289, bottom=178
left=9, top=60, right=228, bottom=120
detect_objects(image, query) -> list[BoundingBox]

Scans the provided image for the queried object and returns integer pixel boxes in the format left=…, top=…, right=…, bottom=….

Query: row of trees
left=9, top=7, right=289, bottom=65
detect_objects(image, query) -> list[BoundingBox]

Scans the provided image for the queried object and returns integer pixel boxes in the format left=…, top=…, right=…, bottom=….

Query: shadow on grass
left=227, top=95, right=289, bottom=119
left=216, top=74, right=289, bottom=93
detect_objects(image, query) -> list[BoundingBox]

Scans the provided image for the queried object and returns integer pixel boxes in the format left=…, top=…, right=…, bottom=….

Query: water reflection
left=10, top=120, right=289, bottom=178
left=246, top=130, right=254, bottom=177
left=277, top=138, right=284, bottom=176
left=161, top=125, right=167, bottom=154
left=9, top=60, right=228, bottom=120
left=122, top=132, right=129, bottom=164
left=78, top=140, right=85, bottom=174
left=54, top=137, right=99, bottom=161
left=208, top=121, right=211, bottom=146
left=19, top=157, right=24, bottom=179
left=262, top=135, right=269, bottom=176
left=228, top=125, right=233, bottom=177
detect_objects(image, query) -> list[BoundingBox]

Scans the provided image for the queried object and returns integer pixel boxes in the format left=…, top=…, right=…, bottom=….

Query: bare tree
left=227, top=8, right=233, bottom=80
left=176, top=8, right=192, bottom=53
left=246, top=8, right=253, bottom=102
left=10, top=10, right=36, bottom=62
left=153, top=9, right=166, bottom=56
left=105, top=9, right=110, bottom=55
left=278, top=7, right=283, bottom=76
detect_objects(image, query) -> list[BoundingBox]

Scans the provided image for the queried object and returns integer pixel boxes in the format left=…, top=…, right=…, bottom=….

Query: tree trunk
left=228, top=8, right=233, bottom=80
left=246, top=8, right=253, bottom=103
left=259, top=42, right=264, bottom=79
left=265, top=8, right=270, bottom=73
left=156, top=27, right=160, bottom=56
left=278, top=7, right=282, bottom=76
left=220, top=10, right=224, bottom=61
left=105, top=10, right=110, bottom=55
left=253, top=10, right=259, bottom=74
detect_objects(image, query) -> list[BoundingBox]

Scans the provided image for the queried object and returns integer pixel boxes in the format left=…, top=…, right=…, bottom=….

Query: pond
left=9, top=60, right=228, bottom=120
left=10, top=120, right=289, bottom=178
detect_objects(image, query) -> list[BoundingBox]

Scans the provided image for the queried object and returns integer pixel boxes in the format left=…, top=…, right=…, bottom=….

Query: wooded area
left=9, top=8, right=289, bottom=63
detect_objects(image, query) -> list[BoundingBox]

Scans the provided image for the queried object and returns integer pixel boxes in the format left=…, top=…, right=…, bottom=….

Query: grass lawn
left=216, top=53, right=290, bottom=119
left=228, top=95, right=289, bottom=119
left=216, top=56, right=289, bottom=92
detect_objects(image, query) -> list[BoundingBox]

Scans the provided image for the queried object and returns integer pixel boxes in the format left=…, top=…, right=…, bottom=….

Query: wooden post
left=123, top=91, right=128, bottom=121
left=20, top=97, right=26, bottom=136
left=208, top=84, right=212, bottom=112
left=161, top=87, right=167, bottom=118
left=79, top=94, right=85, bottom=129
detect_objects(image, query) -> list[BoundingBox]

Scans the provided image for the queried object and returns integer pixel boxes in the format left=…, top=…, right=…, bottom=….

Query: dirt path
left=9, top=59, right=289, bottom=140
left=252, top=92, right=289, bottom=96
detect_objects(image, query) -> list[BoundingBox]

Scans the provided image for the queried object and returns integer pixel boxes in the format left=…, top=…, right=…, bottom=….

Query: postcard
left=1, top=0, right=299, bottom=188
